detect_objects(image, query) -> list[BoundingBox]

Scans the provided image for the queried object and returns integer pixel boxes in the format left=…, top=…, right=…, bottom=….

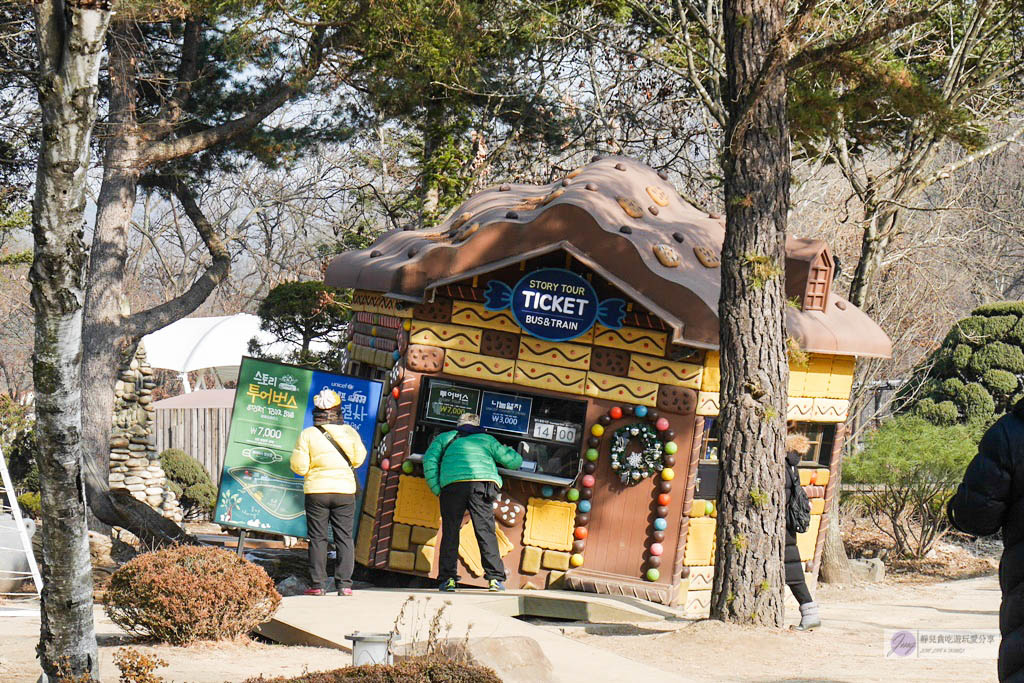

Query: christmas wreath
left=609, top=422, right=664, bottom=485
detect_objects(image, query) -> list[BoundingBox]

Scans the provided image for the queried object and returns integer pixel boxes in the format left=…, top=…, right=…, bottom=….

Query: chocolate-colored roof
left=325, top=156, right=891, bottom=358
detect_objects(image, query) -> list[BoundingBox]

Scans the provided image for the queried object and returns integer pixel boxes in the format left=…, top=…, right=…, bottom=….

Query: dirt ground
left=563, top=575, right=1002, bottom=682
left=0, top=607, right=352, bottom=683
left=1, top=574, right=1002, bottom=682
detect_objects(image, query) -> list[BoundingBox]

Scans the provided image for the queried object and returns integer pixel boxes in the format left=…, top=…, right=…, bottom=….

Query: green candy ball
left=645, top=568, right=660, bottom=582
left=664, top=441, right=678, bottom=455
left=566, top=488, right=580, bottom=502
left=585, top=448, right=599, bottom=461
left=401, top=460, right=414, bottom=474
left=380, top=423, right=390, bottom=435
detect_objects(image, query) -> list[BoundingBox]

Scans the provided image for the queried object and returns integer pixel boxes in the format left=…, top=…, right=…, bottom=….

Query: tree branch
left=140, top=85, right=293, bottom=164
left=787, top=6, right=935, bottom=72
left=126, top=176, right=231, bottom=338
left=147, top=18, right=202, bottom=138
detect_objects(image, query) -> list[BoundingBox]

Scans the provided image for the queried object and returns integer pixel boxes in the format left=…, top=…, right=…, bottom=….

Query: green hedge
left=159, top=449, right=216, bottom=520
left=901, top=301, right=1024, bottom=427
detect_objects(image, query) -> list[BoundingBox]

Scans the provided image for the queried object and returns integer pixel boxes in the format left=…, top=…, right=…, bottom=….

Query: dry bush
left=113, top=648, right=167, bottom=683
left=104, top=546, right=280, bottom=644
left=242, top=660, right=502, bottom=683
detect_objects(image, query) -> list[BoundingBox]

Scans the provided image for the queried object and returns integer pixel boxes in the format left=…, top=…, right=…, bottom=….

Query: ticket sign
left=425, top=384, right=480, bottom=424
left=483, top=268, right=626, bottom=342
left=213, top=357, right=382, bottom=538
left=480, top=391, right=533, bottom=434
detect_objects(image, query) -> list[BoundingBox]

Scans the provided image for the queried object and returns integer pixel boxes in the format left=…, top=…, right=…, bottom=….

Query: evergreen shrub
left=159, top=449, right=216, bottom=519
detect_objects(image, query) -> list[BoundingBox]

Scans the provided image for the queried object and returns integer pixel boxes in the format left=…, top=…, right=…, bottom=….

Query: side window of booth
left=700, top=418, right=720, bottom=460
left=790, top=422, right=836, bottom=467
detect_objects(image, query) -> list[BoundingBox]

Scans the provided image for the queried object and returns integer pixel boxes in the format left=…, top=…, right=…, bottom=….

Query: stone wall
left=108, top=345, right=183, bottom=523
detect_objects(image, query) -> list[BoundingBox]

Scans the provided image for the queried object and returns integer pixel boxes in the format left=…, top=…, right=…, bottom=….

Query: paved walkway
left=261, top=588, right=697, bottom=682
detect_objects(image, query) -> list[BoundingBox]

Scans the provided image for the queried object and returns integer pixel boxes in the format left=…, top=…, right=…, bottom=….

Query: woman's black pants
left=305, top=492, right=355, bottom=590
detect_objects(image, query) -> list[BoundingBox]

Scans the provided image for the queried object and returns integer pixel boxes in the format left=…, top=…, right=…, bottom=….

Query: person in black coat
left=785, top=431, right=820, bottom=631
left=948, top=399, right=1024, bottom=682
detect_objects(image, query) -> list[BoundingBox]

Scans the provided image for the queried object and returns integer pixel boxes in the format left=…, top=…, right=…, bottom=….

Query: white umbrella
left=141, top=314, right=330, bottom=392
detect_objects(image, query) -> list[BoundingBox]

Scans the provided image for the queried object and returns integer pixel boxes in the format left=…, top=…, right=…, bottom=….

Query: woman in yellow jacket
left=290, top=388, right=366, bottom=596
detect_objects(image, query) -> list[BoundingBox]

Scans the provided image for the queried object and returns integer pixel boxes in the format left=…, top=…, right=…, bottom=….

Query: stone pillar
left=107, top=344, right=183, bottom=524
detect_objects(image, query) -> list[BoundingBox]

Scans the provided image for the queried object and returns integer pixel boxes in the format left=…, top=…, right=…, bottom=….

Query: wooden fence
left=153, top=407, right=233, bottom=484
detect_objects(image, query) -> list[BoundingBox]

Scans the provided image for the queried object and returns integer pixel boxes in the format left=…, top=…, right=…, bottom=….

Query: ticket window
left=412, top=378, right=586, bottom=479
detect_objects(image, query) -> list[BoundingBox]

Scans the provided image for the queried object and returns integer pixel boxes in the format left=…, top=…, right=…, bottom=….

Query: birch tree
left=29, top=0, right=111, bottom=677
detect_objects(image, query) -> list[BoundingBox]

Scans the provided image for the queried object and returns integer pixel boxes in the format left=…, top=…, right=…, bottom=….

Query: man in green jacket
left=423, top=412, right=523, bottom=592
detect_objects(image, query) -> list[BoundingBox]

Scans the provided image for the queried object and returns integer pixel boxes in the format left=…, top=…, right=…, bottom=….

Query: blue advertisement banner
left=483, top=268, right=626, bottom=341
left=214, top=357, right=382, bottom=538
left=480, top=391, right=533, bottom=434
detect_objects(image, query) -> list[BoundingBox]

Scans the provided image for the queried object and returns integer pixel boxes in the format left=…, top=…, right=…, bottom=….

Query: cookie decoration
left=653, top=244, right=680, bottom=267
left=616, top=196, right=644, bottom=219
left=694, top=245, right=721, bottom=268
left=493, top=494, right=524, bottom=527
left=646, top=185, right=670, bottom=206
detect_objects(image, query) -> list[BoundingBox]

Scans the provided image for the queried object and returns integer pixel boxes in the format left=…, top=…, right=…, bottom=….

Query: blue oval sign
left=483, top=268, right=625, bottom=342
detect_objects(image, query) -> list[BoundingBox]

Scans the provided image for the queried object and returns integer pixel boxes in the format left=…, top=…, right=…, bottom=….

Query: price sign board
left=531, top=420, right=579, bottom=444
left=480, top=391, right=533, bottom=434
left=425, top=384, right=480, bottom=424
left=213, top=357, right=382, bottom=538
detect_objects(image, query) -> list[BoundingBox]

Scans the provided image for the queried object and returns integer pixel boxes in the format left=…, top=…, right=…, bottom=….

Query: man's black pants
left=305, top=492, right=355, bottom=590
left=438, top=480, right=506, bottom=582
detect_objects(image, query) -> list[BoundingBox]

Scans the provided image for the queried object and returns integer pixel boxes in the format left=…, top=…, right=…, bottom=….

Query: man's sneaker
left=488, top=579, right=505, bottom=592
left=339, top=587, right=353, bottom=597
left=439, top=578, right=457, bottom=592
left=304, top=587, right=325, bottom=596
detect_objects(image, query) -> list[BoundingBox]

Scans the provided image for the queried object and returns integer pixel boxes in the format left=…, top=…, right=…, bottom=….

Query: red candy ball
left=649, top=542, right=664, bottom=556
left=391, top=386, right=400, bottom=399
left=655, top=417, right=670, bottom=431
left=582, top=474, right=595, bottom=488
left=658, top=493, right=671, bottom=506
left=574, top=526, right=588, bottom=540
left=609, top=406, right=623, bottom=420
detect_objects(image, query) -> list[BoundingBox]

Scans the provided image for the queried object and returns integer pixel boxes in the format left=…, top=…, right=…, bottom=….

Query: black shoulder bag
left=317, top=425, right=362, bottom=496
left=786, top=462, right=811, bottom=534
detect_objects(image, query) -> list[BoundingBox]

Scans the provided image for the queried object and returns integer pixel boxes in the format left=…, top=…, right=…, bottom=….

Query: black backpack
left=786, top=463, right=811, bottom=534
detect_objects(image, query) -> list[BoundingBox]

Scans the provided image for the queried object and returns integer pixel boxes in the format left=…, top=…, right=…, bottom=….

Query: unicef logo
left=483, top=268, right=625, bottom=342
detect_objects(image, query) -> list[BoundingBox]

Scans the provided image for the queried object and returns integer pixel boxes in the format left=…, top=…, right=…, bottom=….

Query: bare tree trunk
left=29, top=2, right=111, bottom=678
left=711, top=0, right=790, bottom=626
left=80, top=23, right=195, bottom=546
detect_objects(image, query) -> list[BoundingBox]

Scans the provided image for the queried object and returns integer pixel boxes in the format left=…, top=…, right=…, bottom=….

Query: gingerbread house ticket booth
left=325, top=156, right=891, bottom=614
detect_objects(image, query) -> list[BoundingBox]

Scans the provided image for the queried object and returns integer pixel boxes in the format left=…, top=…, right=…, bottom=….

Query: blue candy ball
left=578, top=500, right=592, bottom=513
left=541, top=485, right=554, bottom=498
left=653, top=517, right=667, bottom=531
left=635, top=405, right=648, bottom=417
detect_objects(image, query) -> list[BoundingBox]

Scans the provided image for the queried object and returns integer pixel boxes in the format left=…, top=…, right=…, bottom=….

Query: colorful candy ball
left=380, top=423, right=390, bottom=435
left=649, top=542, right=664, bottom=556
left=645, top=568, right=660, bottom=581
left=635, top=405, right=648, bottom=418
left=578, top=500, right=592, bottom=513
left=658, top=493, right=671, bottom=506
left=391, top=387, right=400, bottom=399
left=582, top=474, right=596, bottom=488
left=653, top=517, right=668, bottom=531
left=661, top=467, right=675, bottom=481
left=609, top=406, right=623, bottom=420
left=591, top=424, right=605, bottom=437
left=585, top=448, right=599, bottom=461
left=655, top=417, right=670, bottom=431
left=401, top=460, right=414, bottom=474
left=570, top=553, right=584, bottom=567
left=664, top=441, right=678, bottom=455
left=574, top=526, right=588, bottom=540
left=541, top=485, right=554, bottom=498
left=380, top=458, right=390, bottom=470
left=705, top=500, right=714, bottom=516
left=566, top=488, right=580, bottom=502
